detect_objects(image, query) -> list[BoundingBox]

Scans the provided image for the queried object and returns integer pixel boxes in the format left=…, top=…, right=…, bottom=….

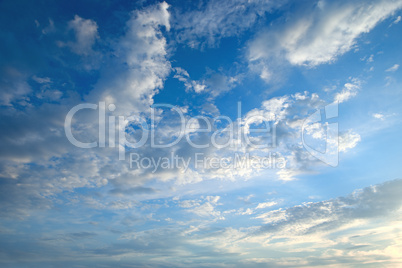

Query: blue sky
left=1, top=0, right=402, bottom=267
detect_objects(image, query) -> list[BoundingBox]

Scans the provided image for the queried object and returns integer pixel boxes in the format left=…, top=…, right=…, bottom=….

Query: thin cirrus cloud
left=173, top=0, right=288, bottom=48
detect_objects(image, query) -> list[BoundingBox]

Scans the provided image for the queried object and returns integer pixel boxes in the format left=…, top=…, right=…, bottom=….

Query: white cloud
left=192, top=81, right=207, bottom=93
left=67, top=15, right=98, bottom=55
left=256, top=201, right=277, bottom=209
left=276, top=168, right=303, bottom=181
left=259, top=66, right=272, bottom=82
left=239, top=194, right=255, bottom=203
left=179, top=199, right=201, bottom=208
left=179, top=196, right=224, bottom=219
left=32, top=75, right=52, bottom=84
left=392, top=15, right=401, bottom=24
left=174, top=0, right=286, bottom=48
left=239, top=208, right=254, bottom=215
left=373, top=113, right=385, bottom=120
left=361, top=54, right=374, bottom=63
left=386, top=64, right=400, bottom=72
left=255, top=208, right=288, bottom=224
left=205, top=72, right=242, bottom=97
left=334, top=79, right=361, bottom=103
left=173, top=67, right=206, bottom=93
left=173, top=67, right=240, bottom=97
left=209, top=180, right=402, bottom=266
left=88, top=1, right=171, bottom=115
left=0, top=2, right=174, bottom=219
left=249, top=0, right=402, bottom=67
left=6, top=179, right=401, bottom=266
left=372, top=112, right=396, bottom=121
left=339, top=130, right=361, bottom=152
left=254, top=180, right=402, bottom=238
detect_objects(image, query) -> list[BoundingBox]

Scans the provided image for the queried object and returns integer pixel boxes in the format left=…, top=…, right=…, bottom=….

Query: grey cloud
left=109, top=186, right=157, bottom=196
left=67, top=15, right=99, bottom=56
left=256, top=179, right=402, bottom=235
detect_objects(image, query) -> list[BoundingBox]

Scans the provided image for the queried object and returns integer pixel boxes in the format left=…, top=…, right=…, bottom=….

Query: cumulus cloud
left=88, top=1, right=171, bottom=116
left=0, top=2, right=174, bottom=219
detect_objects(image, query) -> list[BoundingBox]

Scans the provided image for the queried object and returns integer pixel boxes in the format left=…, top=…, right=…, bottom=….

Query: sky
left=1, top=0, right=402, bottom=267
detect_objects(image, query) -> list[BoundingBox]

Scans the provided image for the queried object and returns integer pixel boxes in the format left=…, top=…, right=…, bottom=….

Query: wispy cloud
left=248, top=0, right=402, bottom=81
left=67, top=15, right=99, bottom=56
left=174, top=0, right=287, bottom=48
left=334, top=79, right=361, bottom=103
left=386, top=64, right=400, bottom=72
